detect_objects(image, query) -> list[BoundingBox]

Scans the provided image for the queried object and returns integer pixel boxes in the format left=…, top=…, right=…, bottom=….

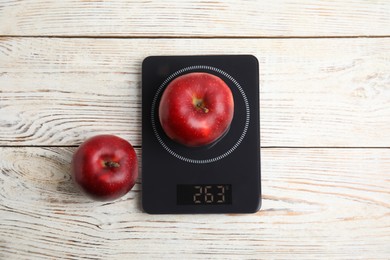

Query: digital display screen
left=177, top=184, right=232, bottom=205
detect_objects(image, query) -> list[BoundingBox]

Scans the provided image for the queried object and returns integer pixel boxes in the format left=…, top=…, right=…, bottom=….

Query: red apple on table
left=71, top=135, right=138, bottom=201
left=159, top=72, right=234, bottom=147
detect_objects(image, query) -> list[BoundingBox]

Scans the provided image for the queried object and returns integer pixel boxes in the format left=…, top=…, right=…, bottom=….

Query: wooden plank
left=0, top=1, right=389, bottom=37
left=1, top=38, right=390, bottom=147
left=0, top=147, right=389, bottom=259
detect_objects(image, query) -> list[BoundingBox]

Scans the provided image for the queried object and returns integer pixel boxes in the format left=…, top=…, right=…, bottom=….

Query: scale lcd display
left=177, top=184, right=232, bottom=205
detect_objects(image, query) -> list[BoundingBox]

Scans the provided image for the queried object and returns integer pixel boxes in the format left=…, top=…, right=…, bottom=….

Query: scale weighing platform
left=142, top=55, right=261, bottom=214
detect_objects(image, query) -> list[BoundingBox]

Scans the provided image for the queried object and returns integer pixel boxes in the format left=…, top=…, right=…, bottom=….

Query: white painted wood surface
left=0, top=1, right=390, bottom=259
left=0, top=0, right=390, bottom=37
left=1, top=38, right=390, bottom=147
left=0, top=148, right=389, bottom=259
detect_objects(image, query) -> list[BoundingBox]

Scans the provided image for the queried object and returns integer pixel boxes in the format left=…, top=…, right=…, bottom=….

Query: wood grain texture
left=0, top=0, right=390, bottom=37
left=1, top=37, right=390, bottom=147
left=0, top=147, right=389, bottom=259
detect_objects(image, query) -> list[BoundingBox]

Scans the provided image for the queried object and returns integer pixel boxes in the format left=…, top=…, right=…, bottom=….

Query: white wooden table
left=1, top=1, right=389, bottom=259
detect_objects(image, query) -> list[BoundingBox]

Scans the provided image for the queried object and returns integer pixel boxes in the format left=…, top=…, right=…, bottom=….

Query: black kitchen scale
left=142, top=55, right=261, bottom=214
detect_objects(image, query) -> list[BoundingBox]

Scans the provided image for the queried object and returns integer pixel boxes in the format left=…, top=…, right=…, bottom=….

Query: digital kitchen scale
left=142, top=55, right=261, bottom=214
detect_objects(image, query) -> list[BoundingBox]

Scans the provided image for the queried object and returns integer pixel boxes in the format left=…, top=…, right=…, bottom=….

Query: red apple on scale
left=71, top=135, right=138, bottom=201
left=159, top=72, right=234, bottom=147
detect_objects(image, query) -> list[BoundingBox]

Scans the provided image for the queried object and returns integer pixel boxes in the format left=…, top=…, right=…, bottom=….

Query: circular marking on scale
left=151, top=65, right=250, bottom=164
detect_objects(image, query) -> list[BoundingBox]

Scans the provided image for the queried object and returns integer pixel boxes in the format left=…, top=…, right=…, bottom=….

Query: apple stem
left=105, top=161, right=120, bottom=168
left=196, top=101, right=209, bottom=113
